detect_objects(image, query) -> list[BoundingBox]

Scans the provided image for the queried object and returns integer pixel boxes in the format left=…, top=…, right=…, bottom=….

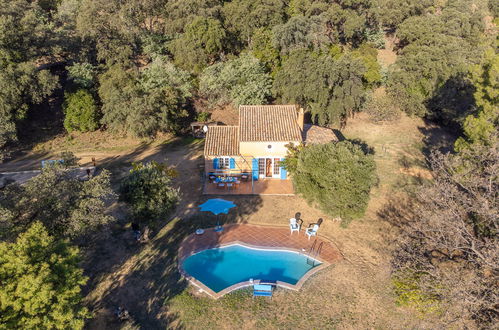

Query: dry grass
left=4, top=113, right=444, bottom=328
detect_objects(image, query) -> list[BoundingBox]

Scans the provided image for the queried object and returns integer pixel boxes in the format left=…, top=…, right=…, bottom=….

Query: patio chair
left=241, top=173, right=249, bottom=182
left=208, top=174, right=217, bottom=182
left=226, top=183, right=234, bottom=191
left=305, top=224, right=320, bottom=240
left=217, top=183, right=225, bottom=190
left=289, top=218, right=300, bottom=234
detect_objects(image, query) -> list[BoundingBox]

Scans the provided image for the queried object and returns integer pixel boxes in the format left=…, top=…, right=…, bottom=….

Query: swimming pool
left=182, top=244, right=322, bottom=293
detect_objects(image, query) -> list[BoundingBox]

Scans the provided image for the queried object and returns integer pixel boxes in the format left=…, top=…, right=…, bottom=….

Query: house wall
left=205, top=156, right=252, bottom=173
left=239, top=141, right=299, bottom=158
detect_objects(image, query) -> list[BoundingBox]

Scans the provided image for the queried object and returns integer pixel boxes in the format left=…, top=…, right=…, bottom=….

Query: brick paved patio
left=179, top=223, right=342, bottom=264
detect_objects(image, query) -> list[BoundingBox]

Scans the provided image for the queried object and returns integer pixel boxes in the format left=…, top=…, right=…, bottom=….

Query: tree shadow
left=418, top=120, right=459, bottom=158
left=81, top=138, right=264, bottom=329
left=12, top=65, right=67, bottom=157
left=426, top=73, right=476, bottom=131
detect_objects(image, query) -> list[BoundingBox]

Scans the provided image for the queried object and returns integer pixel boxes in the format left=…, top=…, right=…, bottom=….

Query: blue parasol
left=198, top=198, right=236, bottom=231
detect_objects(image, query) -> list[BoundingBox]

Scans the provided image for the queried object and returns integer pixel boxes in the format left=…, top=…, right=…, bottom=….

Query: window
left=258, top=158, right=265, bottom=175
left=273, top=158, right=281, bottom=175
left=219, top=157, right=230, bottom=169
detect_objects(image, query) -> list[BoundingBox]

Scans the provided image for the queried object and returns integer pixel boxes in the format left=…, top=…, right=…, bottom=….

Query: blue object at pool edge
left=182, top=245, right=321, bottom=293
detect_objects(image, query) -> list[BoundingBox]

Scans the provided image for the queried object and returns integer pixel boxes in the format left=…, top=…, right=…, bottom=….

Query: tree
left=63, top=89, right=99, bottom=133
left=287, top=0, right=378, bottom=46
left=273, top=50, right=366, bottom=126
left=387, top=1, right=486, bottom=118
left=99, top=59, right=193, bottom=137
left=119, top=162, right=179, bottom=222
left=285, top=141, right=377, bottom=221
left=0, top=222, right=89, bottom=329
left=377, top=0, right=433, bottom=29
left=380, top=145, right=498, bottom=327
left=272, top=15, right=330, bottom=54
left=67, top=62, right=96, bottom=89
left=0, top=167, right=114, bottom=239
left=0, top=0, right=56, bottom=63
left=0, top=63, right=58, bottom=159
left=455, top=49, right=499, bottom=151
left=199, top=53, right=272, bottom=107
left=169, top=16, right=227, bottom=73
left=250, top=28, right=280, bottom=73
left=222, top=0, right=288, bottom=46
left=163, top=0, right=224, bottom=34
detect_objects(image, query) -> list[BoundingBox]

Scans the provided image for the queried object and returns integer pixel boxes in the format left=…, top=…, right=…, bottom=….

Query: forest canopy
left=0, top=0, right=495, bottom=157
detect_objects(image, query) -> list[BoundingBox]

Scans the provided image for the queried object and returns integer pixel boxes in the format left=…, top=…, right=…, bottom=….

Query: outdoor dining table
left=214, top=176, right=238, bottom=183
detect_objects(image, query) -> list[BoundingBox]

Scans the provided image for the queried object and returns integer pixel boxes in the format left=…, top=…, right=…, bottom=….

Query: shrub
left=285, top=141, right=377, bottom=221
left=364, top=93, right=400, bottom=123
left=119, top=161, right=179, bottom=222
left=63, top=89, right=99, bottom=132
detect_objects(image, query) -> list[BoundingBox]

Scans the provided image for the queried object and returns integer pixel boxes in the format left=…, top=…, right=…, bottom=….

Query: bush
left=0, top=222, right=89, bottom=329
left=364, top=93, right=400, bottom=123
left=119, top=161, right=179, bottom=222
left=63, top=89, right=99, bottom=132
left=285, top=141, right=377, bottom=221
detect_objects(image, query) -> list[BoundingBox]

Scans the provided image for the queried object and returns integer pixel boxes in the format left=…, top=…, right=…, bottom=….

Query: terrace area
left=203, top=178, right=294, bottom=195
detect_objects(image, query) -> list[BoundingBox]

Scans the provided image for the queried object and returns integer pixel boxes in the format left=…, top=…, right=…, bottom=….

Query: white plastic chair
left=289, top=218, right=300, bottom=234
left=305, top=224, right=319, bottom=240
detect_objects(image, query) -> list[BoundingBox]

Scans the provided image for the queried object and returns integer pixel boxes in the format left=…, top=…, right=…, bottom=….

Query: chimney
left=297, top=107, right=304, bottom=131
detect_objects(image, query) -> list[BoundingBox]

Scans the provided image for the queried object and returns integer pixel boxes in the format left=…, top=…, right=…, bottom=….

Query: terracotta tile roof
left=239, top=105, right=303, bottom=142
left=302, top=124, right=339, bottom=144
left=204, top=126, right=239, bottom=156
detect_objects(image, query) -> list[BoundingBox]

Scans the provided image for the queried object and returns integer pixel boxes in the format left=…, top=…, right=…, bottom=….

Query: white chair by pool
left=289, top=218, right=300, bottom=234
left=305, top=224, right=319, bottom=240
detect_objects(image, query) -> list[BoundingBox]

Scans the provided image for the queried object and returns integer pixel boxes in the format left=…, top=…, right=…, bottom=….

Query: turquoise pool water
left=182, top=244, right=321, bottom=293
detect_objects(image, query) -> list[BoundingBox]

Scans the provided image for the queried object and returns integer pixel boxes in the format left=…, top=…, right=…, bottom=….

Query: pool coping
left=178, top=241, right=331, bottom=299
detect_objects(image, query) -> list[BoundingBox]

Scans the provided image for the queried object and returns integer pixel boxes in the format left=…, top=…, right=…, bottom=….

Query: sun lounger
left=253, top=284, right=273, bottom=298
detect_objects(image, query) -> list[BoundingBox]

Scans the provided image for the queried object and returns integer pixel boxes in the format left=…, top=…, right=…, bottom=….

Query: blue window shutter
left=230, top=158, right=236, bottom=169
left=252, top=158, right=259, bottom=181
left=280, top=158, right=287, bottom=179
left=213, top=158, right=219, bottom=169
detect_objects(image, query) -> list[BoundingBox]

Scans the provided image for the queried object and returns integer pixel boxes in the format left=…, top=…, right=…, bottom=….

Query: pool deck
left=178, top=223, right=343, bottom=298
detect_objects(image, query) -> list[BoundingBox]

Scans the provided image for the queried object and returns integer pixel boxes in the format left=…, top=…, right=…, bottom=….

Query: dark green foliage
left=163, top=0, right=225, bottom=34
left=170, top=16, right=227, bottom=73
left=99, top=58, right=193, bottom=137
left=377, top=0, right=433, bottom=29
left=0, top=167, right=114, bottom=239
left=455, top=49, right=499, bottom=151
left=67, top=62, right=96, bottom=89
left=0, top=63, right=58, bottom=158
left=0, top=222, right=89, bottom=329
left=387, top=0, right=486, bottom=119
left=222, top=0, right=288, bottom=46
left=273, top=50, right=366, bottom=125
left=63, top=89, right=99, bottom=133
left=287, top=0, right=378, bottom=46
left=119, top=162, right=180, bottom=222
left=250, top=28, right=281, bottom=73
left=199, top=54, right=272, bottom=107
left=285, top=141, right=377, bottom=220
